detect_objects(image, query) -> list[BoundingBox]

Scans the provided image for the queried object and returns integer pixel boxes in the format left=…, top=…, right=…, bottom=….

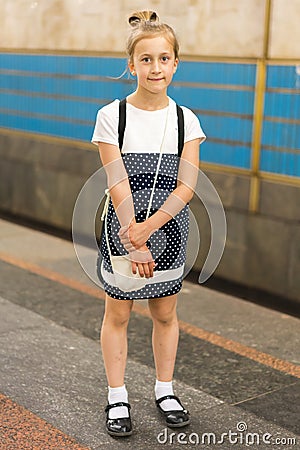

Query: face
left=129, top=35, right=178, bottom=96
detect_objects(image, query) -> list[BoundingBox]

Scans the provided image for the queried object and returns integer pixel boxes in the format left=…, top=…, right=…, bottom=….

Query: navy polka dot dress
left=91, top=97, right=206, bottom=300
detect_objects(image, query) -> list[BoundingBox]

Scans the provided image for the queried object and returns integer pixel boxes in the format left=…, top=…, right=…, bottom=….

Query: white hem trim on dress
left=101, top=263, right=184, bottom=289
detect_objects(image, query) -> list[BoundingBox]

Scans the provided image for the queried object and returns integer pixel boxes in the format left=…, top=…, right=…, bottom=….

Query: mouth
left=148, top=78, right=164, bottom=81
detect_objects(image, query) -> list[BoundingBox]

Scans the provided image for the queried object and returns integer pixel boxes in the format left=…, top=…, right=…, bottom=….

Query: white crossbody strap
left=102, top=105, right=169, bottom=260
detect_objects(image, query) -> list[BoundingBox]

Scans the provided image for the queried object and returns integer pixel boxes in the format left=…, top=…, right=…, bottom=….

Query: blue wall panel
left=0, top=92, right=100, bottom=121
left=260, top=65, right=300, bottom=176
left=266, top=65, right=300, bottom=89
left=264, top=92, right=300, bottom=119
left=0, top=54, right=126, bottom=77
left=201, top=142, right=251, bottom=169
left=260, top=149, right=300, bottom=177
left=0, top=74, right=134, bottom=100
left=174, top=61, right=256, bottom=86
left=262, top=121, right=300, bottom=150
left=0, top=54, right=299, bottom=176
left=168, top=85, right=255, bottom=115
left=198, top=114, right=252, bottom=145
left=0, top=111, right=91, bottom=141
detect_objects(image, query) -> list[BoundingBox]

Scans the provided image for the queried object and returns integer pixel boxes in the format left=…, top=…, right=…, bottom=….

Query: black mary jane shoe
left=105, top=401, right=132, bottom=437
left=156, top=394, right=191, bottom=428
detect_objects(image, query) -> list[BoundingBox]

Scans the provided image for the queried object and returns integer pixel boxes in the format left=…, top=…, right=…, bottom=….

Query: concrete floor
left=0, top=218, right=299, bottom=449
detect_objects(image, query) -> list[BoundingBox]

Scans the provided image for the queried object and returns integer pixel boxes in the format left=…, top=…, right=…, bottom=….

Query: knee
left=151, top=308, right=178, bottom=326
left=104, top=303, right=132, bottom=327
left=104, top=310, right=131, bottom=327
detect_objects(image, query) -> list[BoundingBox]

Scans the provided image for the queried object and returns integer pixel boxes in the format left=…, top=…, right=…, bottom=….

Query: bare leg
left=101, top=294, right=134, bottom=432
left=148, top=294, right=188, bottom=416
left=100, top=294, right=133, bottom=387
left=148, top=294, right=179, bottom=381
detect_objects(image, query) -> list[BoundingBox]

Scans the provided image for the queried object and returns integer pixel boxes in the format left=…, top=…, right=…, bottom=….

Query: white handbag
left=100, top=106, right=169, bottom=292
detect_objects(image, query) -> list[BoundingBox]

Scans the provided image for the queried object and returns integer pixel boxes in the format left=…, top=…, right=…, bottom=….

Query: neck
left=127, top=89, right=169, bottom=111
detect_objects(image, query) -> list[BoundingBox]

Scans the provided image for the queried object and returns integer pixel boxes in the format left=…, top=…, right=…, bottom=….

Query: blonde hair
left=126, top=10, right=179, bottom=63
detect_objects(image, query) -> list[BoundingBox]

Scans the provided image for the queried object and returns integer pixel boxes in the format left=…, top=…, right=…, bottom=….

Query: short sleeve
left=91, top=100, right=119, bottom=146
left=181, top=106, right=206, bottom=144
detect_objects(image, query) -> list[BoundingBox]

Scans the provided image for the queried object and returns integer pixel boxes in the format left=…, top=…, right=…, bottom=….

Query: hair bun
left=128, top=10, right=159, bottom=27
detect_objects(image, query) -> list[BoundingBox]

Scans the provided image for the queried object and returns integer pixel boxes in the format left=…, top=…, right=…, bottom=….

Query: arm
left=98, top=142, right=155, bottom=278
left=119, top=138, right=201, bottom=249
left=98, top=142, right=135, bottom=227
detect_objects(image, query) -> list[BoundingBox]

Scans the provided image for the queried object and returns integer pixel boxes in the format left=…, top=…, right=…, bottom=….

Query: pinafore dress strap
left=176, top=104, right=184, bottom=157
left=118, top=99, right=185, bottom=156
left=100, top=99, right=185, bottom=254
left=118, top=98, right=127, bottom=152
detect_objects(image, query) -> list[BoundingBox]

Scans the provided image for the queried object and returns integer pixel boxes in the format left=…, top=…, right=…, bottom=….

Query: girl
left=92, top=10, right=206, bottom=437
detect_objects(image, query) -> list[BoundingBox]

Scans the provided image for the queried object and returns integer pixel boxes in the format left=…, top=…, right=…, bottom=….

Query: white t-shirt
left=91, top=96, right=206, bottom=154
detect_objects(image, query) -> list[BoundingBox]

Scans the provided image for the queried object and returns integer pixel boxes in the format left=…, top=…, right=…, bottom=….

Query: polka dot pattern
left=97, top=153, right=189, bottom=300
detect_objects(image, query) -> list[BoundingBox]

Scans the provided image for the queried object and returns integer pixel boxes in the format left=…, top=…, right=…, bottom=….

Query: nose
left=151, top=59, right=161, bottom=73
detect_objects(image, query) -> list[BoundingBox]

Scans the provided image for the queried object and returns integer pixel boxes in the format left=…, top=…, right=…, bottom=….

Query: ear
left=128, top=61, right=136, bottom=76
left=173, top=58, right=179, bottom=74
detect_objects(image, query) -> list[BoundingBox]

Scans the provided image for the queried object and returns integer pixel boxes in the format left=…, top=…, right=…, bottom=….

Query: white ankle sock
left=107, top=384, right=129, bottom=419
left=155, top=379, right=183, bottom=411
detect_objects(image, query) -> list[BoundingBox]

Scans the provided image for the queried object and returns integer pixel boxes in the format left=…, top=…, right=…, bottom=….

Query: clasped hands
left=118, top=220, right=156, bottom=278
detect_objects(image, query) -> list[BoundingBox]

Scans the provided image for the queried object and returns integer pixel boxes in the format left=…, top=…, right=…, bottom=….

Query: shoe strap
left=105, top=401, right=131, bottom=412
left=155, top=394, right=183, bottom=407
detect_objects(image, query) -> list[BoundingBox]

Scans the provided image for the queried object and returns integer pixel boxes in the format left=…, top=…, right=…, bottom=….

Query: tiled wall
left=0, top=0, right=299, bottom=59
left=0, top=53, right=299, bottom=176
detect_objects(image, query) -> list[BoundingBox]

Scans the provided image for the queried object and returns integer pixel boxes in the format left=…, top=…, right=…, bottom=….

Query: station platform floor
left=0, top=217, right=299, bottom=449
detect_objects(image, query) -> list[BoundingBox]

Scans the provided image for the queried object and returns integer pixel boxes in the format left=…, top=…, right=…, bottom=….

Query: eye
left=142, top=57, right=151, bottom=63
left=161, top=56, right=170, bottom=62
